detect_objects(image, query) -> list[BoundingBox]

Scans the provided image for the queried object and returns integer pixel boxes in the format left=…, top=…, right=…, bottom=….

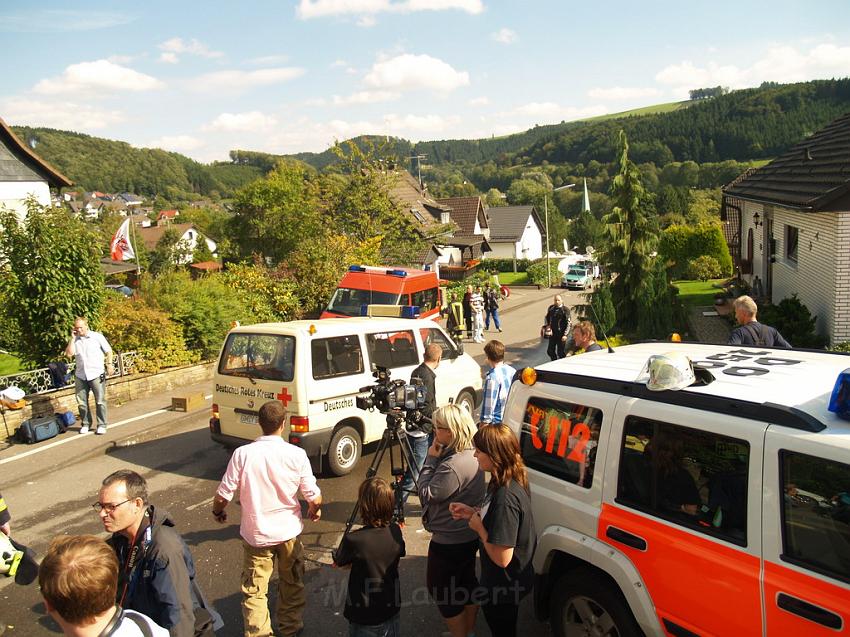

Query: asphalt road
left=0, top=285, right=587, bottom=636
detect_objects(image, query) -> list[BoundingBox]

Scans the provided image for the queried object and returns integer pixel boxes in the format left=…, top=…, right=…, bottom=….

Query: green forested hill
left=10, top=127, right=264, bottom=198
left=11, top=79, right=850, bottom=198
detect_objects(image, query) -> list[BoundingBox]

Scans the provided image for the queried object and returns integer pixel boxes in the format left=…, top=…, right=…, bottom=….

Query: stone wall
left=0, top=361, right=215, bottom=442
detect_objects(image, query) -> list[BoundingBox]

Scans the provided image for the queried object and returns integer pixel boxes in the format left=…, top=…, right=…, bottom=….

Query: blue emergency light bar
left=348, top=265, right=367, bottom=272
left=828, top=369, right=850, bottom=421
left=386, top=269, right=408, bottom=277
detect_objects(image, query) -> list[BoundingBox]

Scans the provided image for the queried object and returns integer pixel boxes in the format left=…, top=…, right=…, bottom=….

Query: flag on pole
left=110, top=219, right=136, bottom=261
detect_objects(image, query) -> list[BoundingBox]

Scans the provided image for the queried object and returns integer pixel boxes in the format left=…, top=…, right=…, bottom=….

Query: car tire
left=455, top=390, right=475, bottom=415
left=550, top=568, right=643, bottom=637
left=327, top=426, right=361, bottom=476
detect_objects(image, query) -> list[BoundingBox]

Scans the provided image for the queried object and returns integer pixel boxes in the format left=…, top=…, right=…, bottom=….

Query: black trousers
left=481, top=601, right=519, bottom=637
left=547, top=335, right=566, bottom=360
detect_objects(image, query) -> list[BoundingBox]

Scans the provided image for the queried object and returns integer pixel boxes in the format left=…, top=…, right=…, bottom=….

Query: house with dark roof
left=136, top=222, right=217, bottom=264
left=485, top=205, right=544, bottom=261
left=722, top=111, right=850, bottom=344
left=0, top=116, right=72, bottom=220
left=435, top=195, right=492, bottom=264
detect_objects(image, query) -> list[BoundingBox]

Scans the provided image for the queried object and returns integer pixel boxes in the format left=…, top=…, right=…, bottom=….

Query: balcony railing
left=0, top=351, right=140, bottom=396
left=440, top=261, right=482, bottom=282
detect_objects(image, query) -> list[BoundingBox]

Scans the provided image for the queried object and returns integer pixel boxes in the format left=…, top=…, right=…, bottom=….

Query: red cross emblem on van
left=277, top=386, right=293, bottom=406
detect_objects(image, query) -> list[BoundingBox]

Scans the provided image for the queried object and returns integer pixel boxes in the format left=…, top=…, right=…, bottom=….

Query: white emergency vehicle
left=209, top=317, right=482, bottom=475
left=504, top=342, right=850, bottom=636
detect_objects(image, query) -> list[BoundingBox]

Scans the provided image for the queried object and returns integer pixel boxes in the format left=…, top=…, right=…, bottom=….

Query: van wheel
left=550, top=569, right=642, bottom=637
left=455, top=390, right=475, bottom=415
left=327, top=426, right=361, bottom=476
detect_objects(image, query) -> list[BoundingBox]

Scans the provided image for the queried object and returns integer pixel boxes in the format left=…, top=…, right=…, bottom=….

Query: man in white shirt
left=64, top=316, right=113, bottom=435
left=213, top=401, right=322, bottom=637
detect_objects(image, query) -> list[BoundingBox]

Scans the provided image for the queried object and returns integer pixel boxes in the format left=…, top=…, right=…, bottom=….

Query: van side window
left=419, top=328, right=457, bottom=360
left=412, top=288, right=438, bottom=313
left=219, top=334, right=295, bottom=382
left=781, top=451, right=850, bottom=583
left=311, top=336, right=364, bottom=380
left=366, top=330, right=418, bottom=369
left=616, top=417, right=749, bottom=545
left=518, top=397, right=603, bottom=489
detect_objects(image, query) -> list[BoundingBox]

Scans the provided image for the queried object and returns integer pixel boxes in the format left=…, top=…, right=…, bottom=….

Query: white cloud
left=159, top=52, right=179, bottom=64
left=248, top=54, right=290, bottom=66
left=205, top=111, right=278, bottom=132
left=0, top=9, right=135, bottom=33
left=587, top=86, right=662, bottom=100
left=502, top=102, right=608, bottom=124
left=382, top=112, right=459, bottom=133
left=107, top=54, right=136, bottom=65
left=364, top=54, right=469, bottom=92
left=491, top=28, right=517, bottom=45
left=33, top=60, right=164, bottom=95
left=357, top=15, right=377, bottom=27
left=0, top=97, right=125, bottom=130
left=332, top=90, right=401, bottom=105
left=148, top=135, right=204, bottom=152
left=655, top=43, right=850, bottom=98
left=467, top=96, right=489, bottom=107
left=296, top=0, right=483, bottom=19
left=158, top=37, right=223, bottom=61
left=189, top=67, right=305, bottom=92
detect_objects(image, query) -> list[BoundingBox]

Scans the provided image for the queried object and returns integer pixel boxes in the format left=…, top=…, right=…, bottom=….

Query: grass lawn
left=674, top=278, right=728, bottom=307
left=495, top=272, right=530, bottom=286
left=0, top=353, right=23, bottom=376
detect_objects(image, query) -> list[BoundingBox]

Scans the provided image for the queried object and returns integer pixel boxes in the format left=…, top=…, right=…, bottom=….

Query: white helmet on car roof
left=642, top=352, right=696, bottom=391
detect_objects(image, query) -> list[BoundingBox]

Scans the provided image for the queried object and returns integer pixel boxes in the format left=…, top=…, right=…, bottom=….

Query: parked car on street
left=561, top=265, right=592, bottom=290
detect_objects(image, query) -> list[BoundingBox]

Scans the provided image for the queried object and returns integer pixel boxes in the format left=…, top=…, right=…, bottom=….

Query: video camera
left=356, top=366, right=426, bottom=418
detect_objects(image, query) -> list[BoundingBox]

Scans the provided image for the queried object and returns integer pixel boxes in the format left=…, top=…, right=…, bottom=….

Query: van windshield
left=219, top=333, right=295, bottom=381
left=326, top=288, right=401, bottom=317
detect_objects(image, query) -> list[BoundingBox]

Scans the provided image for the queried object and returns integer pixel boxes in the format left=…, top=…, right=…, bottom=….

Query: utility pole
left=409, top=154, right=427, bottom=190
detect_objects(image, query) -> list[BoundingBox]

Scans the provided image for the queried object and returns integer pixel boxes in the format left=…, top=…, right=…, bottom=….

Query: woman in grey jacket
left=418, top=404, right=486, bottom=637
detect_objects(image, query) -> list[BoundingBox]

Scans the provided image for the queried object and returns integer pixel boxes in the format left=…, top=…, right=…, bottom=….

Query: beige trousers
left=241, top=537, right=305, bottom=637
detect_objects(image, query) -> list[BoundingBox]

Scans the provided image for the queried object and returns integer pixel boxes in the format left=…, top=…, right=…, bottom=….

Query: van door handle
left=605, top=526, right=647, bottom=551
left=776, top=593, right=843, bottom=630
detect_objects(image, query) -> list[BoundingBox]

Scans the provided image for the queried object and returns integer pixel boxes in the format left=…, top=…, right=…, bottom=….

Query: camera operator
left=400, top=344, right=442, bottom=504
left=40, top=534, right=168, bottom=636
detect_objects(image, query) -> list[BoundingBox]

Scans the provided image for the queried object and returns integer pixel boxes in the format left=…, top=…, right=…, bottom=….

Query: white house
left=484, top=205, right=544, bottom=261
left=722, top=111, right=850, bottom=345
left=136, top=222, right=217, bottom=264
left=0, top=117, right=72, bottom=219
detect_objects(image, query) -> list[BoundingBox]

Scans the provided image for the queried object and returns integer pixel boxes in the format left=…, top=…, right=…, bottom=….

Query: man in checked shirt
left=212, top=401, right=322, bottom=637
left=479, top=340, right=517, bottom=426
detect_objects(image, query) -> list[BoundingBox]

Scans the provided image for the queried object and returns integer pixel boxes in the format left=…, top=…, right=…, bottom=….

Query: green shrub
left=758, top=294, right=827, bottom=349
left=659, top=224, right=733, bottom=279
left=687, top=255, right=722, bottom=281
left=526, top=258, right=558, bottom=287
left=578, top=280, right=616, bottom=336
left=220, top=262, right=301, bottom=323
left=830, top=342, right=850, bottom=353
left=482, top=258, right=532, bottom=273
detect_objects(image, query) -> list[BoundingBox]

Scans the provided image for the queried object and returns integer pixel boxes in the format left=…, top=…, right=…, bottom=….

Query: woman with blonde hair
left=451, top=424, right=536, bottom=637
left=418, top=404, right=486, bottom=637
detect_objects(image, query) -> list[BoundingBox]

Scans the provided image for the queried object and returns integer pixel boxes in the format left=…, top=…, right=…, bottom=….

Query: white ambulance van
left=209, top=317, right=482, bottom=475
left=505, top=343, right=850, bottom=637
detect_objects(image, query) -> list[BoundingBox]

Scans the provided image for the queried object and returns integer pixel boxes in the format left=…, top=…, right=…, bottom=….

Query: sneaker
left=79, top=426, right=90, bottom=434
left=95, top=425, right=107, bottom=435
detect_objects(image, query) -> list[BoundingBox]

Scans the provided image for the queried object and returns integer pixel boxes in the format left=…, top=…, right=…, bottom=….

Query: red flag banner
left=110, top=219, right=136, bottom=261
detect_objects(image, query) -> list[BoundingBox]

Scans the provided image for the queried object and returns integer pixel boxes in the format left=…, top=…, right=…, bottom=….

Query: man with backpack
left=728, top=295, right=791, bottom=348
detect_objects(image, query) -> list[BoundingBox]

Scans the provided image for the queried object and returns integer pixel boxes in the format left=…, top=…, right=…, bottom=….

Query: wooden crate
left=172, top=392, right=205, bottom=412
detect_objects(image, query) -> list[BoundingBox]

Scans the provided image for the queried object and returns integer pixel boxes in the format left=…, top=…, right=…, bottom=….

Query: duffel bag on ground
left=55, top=410, right=76, bottom=432
left=17, top=414, right=61, bottom=444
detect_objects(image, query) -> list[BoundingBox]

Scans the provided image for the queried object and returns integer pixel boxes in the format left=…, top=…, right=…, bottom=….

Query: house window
left=411, top=208, right=425, bottom=223
left=785, top=225, right=799, bottom=264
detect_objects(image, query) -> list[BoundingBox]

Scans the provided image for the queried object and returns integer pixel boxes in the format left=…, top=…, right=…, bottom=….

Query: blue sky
left=1, top=0, right=848, bottom=162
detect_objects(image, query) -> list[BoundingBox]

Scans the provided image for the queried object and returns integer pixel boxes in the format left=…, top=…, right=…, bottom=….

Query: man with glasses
left=97, top=470, right=217, bottom=637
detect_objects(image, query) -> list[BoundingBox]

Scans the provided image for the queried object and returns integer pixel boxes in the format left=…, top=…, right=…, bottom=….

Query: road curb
left=3, top=406, right=211, bottom=488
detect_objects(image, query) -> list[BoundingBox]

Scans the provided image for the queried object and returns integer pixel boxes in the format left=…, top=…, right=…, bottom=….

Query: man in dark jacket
left=544, top=295, right=571, bottom=360
left=728, top=295, right=791, bottom=348
left=97, top=470, right=212, bottom=637
left=400, top=343, right=442, bottom=504
left=484, top=284, right=502, bottom=332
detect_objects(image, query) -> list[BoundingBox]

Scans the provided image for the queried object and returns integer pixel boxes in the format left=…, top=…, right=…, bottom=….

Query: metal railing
left=0, top=351, right=140, bottom=396
left=439, top=262, right=483, bottom=281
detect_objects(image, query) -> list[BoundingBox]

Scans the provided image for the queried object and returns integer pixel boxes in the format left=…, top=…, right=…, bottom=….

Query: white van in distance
left=209, top=317, right=482, bottom=475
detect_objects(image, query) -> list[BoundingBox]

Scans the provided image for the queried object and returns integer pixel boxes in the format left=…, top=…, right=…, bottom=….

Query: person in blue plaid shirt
left=480, top=340, right=516, bottom=426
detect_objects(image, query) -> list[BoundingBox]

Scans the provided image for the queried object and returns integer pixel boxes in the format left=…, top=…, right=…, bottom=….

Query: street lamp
left=545, top=183, right=576, bottom=288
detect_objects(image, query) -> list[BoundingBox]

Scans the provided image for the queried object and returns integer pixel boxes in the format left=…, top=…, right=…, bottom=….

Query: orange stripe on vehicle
left=764, top=561, right=849, bottom=635
left=599, top=503, right=761, bottom=637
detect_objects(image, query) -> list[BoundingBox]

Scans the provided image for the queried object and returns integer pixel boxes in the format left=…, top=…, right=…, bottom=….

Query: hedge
left=659, top=224, right=733, bottom=279
left=482, top=257, right=532, bottom=273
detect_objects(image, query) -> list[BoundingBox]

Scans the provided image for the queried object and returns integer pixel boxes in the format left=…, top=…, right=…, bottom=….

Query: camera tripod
left=337, top=410, right=427, bottom=548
